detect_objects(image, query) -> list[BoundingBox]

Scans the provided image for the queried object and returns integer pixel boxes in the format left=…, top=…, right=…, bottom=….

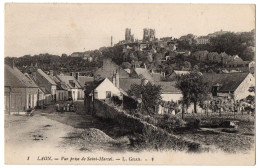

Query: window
left=106, top=91, right=111, bottom=98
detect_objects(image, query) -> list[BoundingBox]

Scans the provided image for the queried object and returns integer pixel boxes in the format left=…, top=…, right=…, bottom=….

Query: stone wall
left=90, top=99, right=201, bottom=151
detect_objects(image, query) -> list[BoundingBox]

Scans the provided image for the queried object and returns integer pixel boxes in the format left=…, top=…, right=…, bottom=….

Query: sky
left=5, top=3, right=255, bottom=57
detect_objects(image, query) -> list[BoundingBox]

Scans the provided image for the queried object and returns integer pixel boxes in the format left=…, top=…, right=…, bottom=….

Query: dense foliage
left=176, top=71, right=210, bottom=113
left=128, top=81, right=162, bottom=115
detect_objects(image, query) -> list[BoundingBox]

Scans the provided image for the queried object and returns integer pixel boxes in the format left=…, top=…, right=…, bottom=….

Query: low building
left=204, top=72, right=255, bottom=100
left=155, top=81, right=183, bottom=115
left=49, top=75, right=69, bottom=101
left=94, top=58, right=130, bottom=81
left=88, top=78, right=122, bottom=100
left=31, top=69, right=57, bottom=102
left=56, top=75, right=84, bottom=101
left=5, top=64, right=39, bottom=115
left=196, top=36, right=210, bottom=45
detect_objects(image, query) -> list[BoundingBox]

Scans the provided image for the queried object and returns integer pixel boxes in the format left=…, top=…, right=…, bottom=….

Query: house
left=118, top=78, right=142, bottom=94
left=56, top=75, right=84, bottom=101
left=132, top=67, right=155, bottom=83
left=49, top=75, right=69, bottom=101
left=4, top=64, right=39, bottom=115
left=31, top=69, right=57, bottom=102
left=196, top=36, right=210, bottom=45
left=24, top=73, right=52, bottom=106
left=87, top=78, right=123, bottom=100
left=203, top=73, right=255, bottom=100
left=76, top=75, right=94, bottom=89
left=155, top=81, right=183, bottom=115
left=94, top=58, right=130, bottom=81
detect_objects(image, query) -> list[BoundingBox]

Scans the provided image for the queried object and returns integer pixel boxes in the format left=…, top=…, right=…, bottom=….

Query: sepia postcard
left=4, top=3, right=256, bottom=165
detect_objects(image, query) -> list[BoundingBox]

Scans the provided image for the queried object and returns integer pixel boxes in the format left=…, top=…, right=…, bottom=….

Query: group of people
left=56, top=103, right=77, bottom=113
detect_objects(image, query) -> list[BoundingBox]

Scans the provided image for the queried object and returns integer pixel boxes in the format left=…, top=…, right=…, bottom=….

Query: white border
left=0, top=0, right=258, bottom=168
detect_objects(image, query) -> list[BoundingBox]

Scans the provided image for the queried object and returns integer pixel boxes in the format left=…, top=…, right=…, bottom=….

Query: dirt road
left=5, top=101, right=133, bottom=164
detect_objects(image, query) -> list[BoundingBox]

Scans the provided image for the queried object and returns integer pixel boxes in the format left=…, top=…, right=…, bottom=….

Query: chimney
left=12, top=59, right=15, bottom=68
left=115, top=70, right=120, bottom=88
left=111, top=36, right=113, bottom=47
left=32, top=72, right=36, bottom=81
left=112, top=70, right=116, bottom=86
left=75, top=72, right=79, bottom=80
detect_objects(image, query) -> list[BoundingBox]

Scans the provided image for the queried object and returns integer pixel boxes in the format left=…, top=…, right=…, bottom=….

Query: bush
left=157, top=114, right=186, bottom=132
left=144, top=116, right=158, bottom=125
left=221, top=128, right=238, bottom=133
left=186, top=118, right=201, bottom=129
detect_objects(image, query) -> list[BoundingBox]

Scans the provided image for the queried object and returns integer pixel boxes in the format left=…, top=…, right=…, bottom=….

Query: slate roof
left=151, top=73, right=162, bottom=82
left=155, top=81, right=181, bottom=93
left=5, top=65, right=26, bottom=88
left=5, top=65, right=38, bottom=88
left=84, top=78, right=106, bottom=94
left=56, top=75, right=81, bottom=89
left=203, top=72, right=249, bottom=93
left=39, top=87, right=51, bottom=94
left=134, top=68, right=154, bottom=83
left=37, top=69, right=56, bottom=85
left=77, top=76, right=94, bottom=88
left=119, top=78, right=142, bottom=93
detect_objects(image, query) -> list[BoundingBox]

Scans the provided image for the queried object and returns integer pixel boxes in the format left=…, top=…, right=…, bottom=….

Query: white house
left=204, top=72, right=255, bottom=101
left=155, top=81, right=183, bottom=115
left=93, top=78, right=122, bottom=100
left=56, top=75, right=84, bottom=101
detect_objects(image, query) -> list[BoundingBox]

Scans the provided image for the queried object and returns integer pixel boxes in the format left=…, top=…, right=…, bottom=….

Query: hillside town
left=5, top=27, right=255, bottom=155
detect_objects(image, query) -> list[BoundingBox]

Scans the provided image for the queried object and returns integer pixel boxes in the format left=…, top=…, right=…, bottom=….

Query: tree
left=176, top=71, right=210, bottom=114
left=121, top=62, right=132, bottom=69
left=209, top=31, right=255, bottom=61
left=128, top=81, right=162, bottom=115
left=183, top=61, right=191, bottom=69
left=193, top=65, right=199, bottom=71
left=193, top=50, right=209, bottom=62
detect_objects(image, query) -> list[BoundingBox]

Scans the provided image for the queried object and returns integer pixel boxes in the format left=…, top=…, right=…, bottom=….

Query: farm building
left=4, top=64, right=39, bottom=115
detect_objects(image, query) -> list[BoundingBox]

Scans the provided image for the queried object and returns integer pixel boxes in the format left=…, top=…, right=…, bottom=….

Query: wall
left=234, top=74, right=255, bottom=100
left=34, top=71, right=53, bottom=94
left=95, top=58, right=130, bottom=80
left=56, top=90, right=68, bottom=101
left=161, top=93, right=182, bottom=102
left=95, top=79, right=122, bottom=100
left=90, top=99, right=200, bottom=151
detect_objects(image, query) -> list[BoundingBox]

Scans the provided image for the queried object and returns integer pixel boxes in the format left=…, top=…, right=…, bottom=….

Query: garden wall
left=91, top=99, right=202, bottom=151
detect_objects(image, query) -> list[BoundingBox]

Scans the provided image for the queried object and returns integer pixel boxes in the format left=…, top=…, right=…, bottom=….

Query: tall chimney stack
left=12, top=59, right=15, bottom=68
left=111, top=36, right=113, bottom=47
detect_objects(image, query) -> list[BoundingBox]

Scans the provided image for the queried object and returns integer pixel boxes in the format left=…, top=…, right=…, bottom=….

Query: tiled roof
left=5, top=65, right=26, bottom=88
left=77, top=76, right=94, bottom=87
left=119, top=78, right=142, bottom=93
left=39, top=87, right=51, bottom=94
left=203, top=72, right=249, bottom=92
left=5, top=65, right=38, bottom=88
left=37, top=69, right=56, bottom=85
left=134, top=68, right=154, bottom=82
left=84, top=78, right=106, bottom=94
left=56, top=75, right=81, bottom=89
left=151, top=73, right=162, bottom=82
left=155, top=81, right=181, bottom=93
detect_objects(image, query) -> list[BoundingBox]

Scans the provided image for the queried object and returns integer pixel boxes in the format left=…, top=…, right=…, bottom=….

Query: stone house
left=204, top=72, right=255, bottom=100
left=31, top=69, right=57, bottom=102
left=4, top=64, right=39, bottom=115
